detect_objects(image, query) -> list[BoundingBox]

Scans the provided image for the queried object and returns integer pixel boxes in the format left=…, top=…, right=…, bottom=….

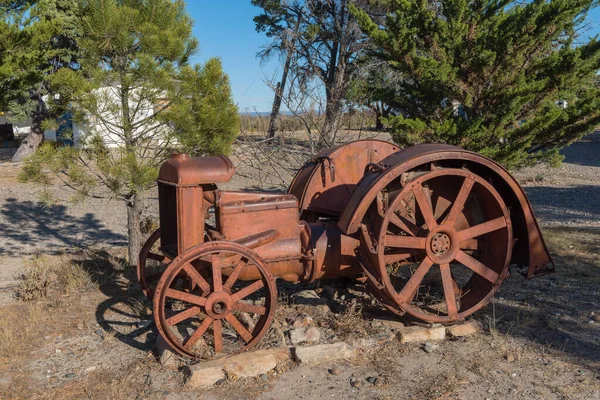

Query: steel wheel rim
left=153, top=241, right=277, bottom=359
left=137, top=228, right=170, bottom=301
left=375, top=168, right=513, bottom=323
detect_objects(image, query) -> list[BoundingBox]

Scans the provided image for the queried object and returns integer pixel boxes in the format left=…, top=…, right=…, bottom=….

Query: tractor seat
left=157, top=153, right=235, bottom=186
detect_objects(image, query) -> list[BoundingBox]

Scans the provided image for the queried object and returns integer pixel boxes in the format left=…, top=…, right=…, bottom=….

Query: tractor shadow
left=72, top=250, right=157, bottom=353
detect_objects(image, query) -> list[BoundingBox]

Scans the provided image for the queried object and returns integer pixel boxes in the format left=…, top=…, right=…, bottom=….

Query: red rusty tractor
left=138, top=140, right=553, bottom=359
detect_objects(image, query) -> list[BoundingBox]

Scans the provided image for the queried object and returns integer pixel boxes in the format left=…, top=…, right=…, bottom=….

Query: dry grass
left=0, top=300, right=54, bottom=358
left=15, top=254, right=93, bottom=301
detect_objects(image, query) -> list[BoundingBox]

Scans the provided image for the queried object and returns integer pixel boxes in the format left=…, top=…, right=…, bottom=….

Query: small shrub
left=15, top=255, right=92, bottom=301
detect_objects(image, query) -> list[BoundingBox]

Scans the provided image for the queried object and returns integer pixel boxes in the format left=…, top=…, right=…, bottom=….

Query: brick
left=446, top=320, right=483, bottom=337
left=352, top=331, right=395, bottom=351
left=184, top=347, right=290, bottom=388
left=397, top=326, right=446, bottom=344
left=293, top=342, right=357, bottom=365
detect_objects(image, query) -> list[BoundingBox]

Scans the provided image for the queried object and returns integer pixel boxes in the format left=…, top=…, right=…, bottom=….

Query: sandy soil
left=0, top=132, right=598, bottom=399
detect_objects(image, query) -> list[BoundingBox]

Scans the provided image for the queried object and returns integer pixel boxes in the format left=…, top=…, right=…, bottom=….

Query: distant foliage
left=353, top=0, right=600, bottom=168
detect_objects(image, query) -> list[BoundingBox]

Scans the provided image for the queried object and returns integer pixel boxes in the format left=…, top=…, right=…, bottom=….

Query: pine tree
left=1, top=0, right=80, bottom=162
left=20, top=0, right=238, bottom=266
left=353, top=0, right=600, bottom=167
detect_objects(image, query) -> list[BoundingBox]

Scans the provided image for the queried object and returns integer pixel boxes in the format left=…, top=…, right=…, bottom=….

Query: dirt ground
left=0, top=133, right=598, bottom=400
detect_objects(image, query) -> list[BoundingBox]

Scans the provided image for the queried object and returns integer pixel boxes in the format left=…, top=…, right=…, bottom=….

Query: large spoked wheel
left=153, top=241, right=277, bottom=359
left=137, top=229, right=171, bottom=301
left=372, top=168, right=513, bottom=323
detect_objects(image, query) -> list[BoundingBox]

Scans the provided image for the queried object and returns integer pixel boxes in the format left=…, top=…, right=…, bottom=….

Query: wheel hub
left=431, top=232, right=451, bottom=255
left=425, top=226, right=459, bottom=264
left=204, top=292, right=232, bottom=319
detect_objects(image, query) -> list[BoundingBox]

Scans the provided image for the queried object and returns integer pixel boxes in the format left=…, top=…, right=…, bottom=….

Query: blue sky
left=187, top=2, right=600, bottom=113
left=188, top=1, right=279, bottom=113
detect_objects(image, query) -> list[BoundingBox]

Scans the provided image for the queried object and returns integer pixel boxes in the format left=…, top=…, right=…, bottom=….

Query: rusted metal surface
left=142, top=142, right=554, bottom=359
left=337, top=144, right=554, bottom=277
left=288, top=139, right=400, bottom=219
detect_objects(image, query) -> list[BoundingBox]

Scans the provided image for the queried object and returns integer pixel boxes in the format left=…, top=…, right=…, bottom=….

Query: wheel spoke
left=396, top=258, right=434, bottom=303
left=231, top=280, right=264, bottom=302
left=412, top=184, right=437, bottom=230
left=444, top=178, right=474, bottom=227
left=211, top=254, right=223, bottom=292
left=458, top=217, right=507, bottom=241
left=460, top=238, right=479, bottom=250
left=182, top=263, right=211, bottom=293
left=233, top=301, right=266, bottom=315
left=147, top=252, right=166, bottom=262
left=455, top=250, right=500, bottom=283
left=388, top=213, right=418, bottom=236
left=225, top=314, right=253, bottom=343
left=213, top=319, right=223, bottom=353
left=384, top=235, right=426, bottom=249
left=224, top=259, right=246, bottom=289
left=165, top=289, right=207, bottom=307
left=166, top=306, right=201, bottom=326
left=439, top=263, right=458, bottom=318
left=183, top=316, right=213, bottom=351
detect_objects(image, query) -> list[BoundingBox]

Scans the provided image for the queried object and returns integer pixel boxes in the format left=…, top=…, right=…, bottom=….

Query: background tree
left=0, top=0, right=80, bottom=162
left=254, top=0, right=384, bottom=146
left=252, top=0, right=303, bottom=139
left=353, top=0, right=600, bottom=167
left=20, top=0, right=238, bottom=267
left=346, top=61, right=402, bottom=130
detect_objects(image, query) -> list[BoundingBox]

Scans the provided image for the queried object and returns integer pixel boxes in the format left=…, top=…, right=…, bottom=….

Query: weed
left=15, top=255, right=93, bottom=301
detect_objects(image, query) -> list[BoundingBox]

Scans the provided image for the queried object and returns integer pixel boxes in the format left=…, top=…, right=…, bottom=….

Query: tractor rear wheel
left=369, top=167, right=513, bottom=323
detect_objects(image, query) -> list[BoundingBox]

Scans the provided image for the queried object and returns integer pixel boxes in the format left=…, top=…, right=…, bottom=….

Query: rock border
left=179, top=320, right=484, bottom=388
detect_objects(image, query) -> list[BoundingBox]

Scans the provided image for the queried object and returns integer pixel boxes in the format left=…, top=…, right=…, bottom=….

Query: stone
left=351, top=379, right=362, bottom=388
left=373, top=318, right=405, bottom=330
left=291, top=315, right=314, bottom=328
left=352, top=331, right=395, bottom=351
left=84, top=366, right=97, bottom=373
left=446, top=321, right=483, bottom=337
left=76, top=323, right=84, bottom=330
left=329, top=367, right=342, bottom=376
left=295, top=290, right=328, bottom=305
left=294, top=342, right=357, bottom=365
left=184, top=347, right=289, bottom=388
left=64, top=373, right=76, bottom=379
left=398, top=326, right=446, bottom=344
left=156, top=335, right=179, bottom=369
left=505, top=354, right=515, bottom=363
left=366, top=376, right=378, bottom=384
left=290, top=326, right=321, bottom=345
left=423, top=342, right=438, bottom=353
left=592, top=314, right=600, bottom=322
left=259, top=373, right=269, bottom=381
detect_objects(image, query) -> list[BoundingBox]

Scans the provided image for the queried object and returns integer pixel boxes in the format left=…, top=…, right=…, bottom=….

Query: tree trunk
left=11, top=129, right=43, bottom=162
left=267, top=22, right=298, bottom=139
left=321, top=95, right=342, bottom=146
left=126, top=194, right=144, bottom=268
left=11, top=96, right=47, bottom=162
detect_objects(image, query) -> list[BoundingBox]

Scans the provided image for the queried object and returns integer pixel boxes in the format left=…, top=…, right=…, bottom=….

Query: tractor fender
left=288, top=139, right=400, bottom=218
left=338, top=143, right=554, bottom=278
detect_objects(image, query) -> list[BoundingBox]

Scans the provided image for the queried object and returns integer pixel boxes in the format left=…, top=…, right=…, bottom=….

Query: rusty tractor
left=138, top=140, right=553, bottom=360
